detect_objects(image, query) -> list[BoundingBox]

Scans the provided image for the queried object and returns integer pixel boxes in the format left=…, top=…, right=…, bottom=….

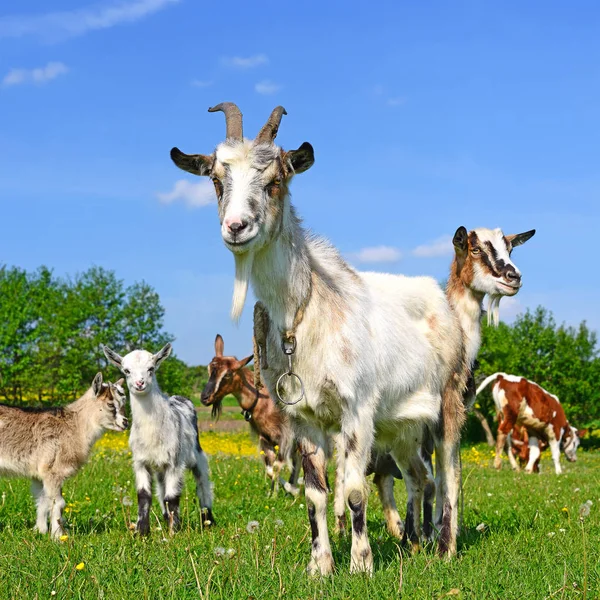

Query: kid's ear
left=92, top=372, right=103, bottom=396
left=153, top=343, right=172, bottom=368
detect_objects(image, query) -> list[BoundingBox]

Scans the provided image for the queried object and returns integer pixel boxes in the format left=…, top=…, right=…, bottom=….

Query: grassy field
left=0, top=427, right=598, bottom=600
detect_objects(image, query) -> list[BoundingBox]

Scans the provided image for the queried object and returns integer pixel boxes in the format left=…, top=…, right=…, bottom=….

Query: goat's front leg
left=163, top=466, right=185, bottom=534
left=281, top=448, right=301, bottom=496
left=343, top=423, right=374, bottom=574
left=298, top=428, right=334, bottom=576
left=374, top=473, right=403, bottom=539
left=43, top=479, right=66, bottom=540
left=134, top=462, right=153, bottom=536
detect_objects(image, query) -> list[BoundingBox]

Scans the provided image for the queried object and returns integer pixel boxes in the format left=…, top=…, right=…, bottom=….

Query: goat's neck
left=129, top=384, right=167, bottom=421
left=446, top=261, right=485, bottom=369
left=234, top=368, right=262, bottom=412
left=251, top=213, right=312, bottom=334
left=68, top=392, right=106, bottom=457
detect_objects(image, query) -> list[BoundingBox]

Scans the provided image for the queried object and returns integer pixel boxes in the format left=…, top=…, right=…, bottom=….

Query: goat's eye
left=124, top=369, right=130, bottom=375
left=266, top=179, right=281, bottom=197
left=148, top=367, right=154, bottom=374
left=471, top=248, right=481, bottom=255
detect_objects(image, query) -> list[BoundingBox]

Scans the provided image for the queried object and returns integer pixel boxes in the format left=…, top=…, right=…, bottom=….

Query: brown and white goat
left=201, top=334, right=300, bottom=495
left=169, top=102, right=533, bottom=573
left=0, top=373, right=127, bottom=538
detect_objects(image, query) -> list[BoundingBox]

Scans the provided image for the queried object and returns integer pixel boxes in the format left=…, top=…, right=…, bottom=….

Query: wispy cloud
left=0, top=0, right=179, bottom=42
left=387, top=96, right=407, bottom=107
left=157, top=180, right=216, bottom=208
left=255, top=80, right=281, bottom=95
left=191, top=79, right=213, bottom=88
left=2, top=62, right=68, bottom=87
left=221, top=54, right=268, bottom=69
left=351, top=246, right=402, bottom=264
left=412, top=235, right=453, bottom=258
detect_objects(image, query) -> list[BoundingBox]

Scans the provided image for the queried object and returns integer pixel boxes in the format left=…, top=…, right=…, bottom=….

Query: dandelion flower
left=59, top=534, right=68, bottom=542
left=214, top=547, right=226, bottom=557
left=561, top=507, right=568, bottom=513
left=259, top=450, right=265, bottom=455
left=476, top=523, right=486, bottom=533
left=122, top=496, right=133, bottom=507
left=246, top=520, right=260, bottom=534
left=274, top=519, right=284, bottom=528
left=274, top=445, right=279, bottom=451
left=75, top=562, right=85, bottom=571
left=227, top=548, right=236, bottom=557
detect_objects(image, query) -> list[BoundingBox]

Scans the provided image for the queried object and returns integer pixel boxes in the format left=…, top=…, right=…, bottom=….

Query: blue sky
left=1, top=0, right=599, bottom=365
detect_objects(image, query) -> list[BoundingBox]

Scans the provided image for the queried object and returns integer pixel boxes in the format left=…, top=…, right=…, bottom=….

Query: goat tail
left=475, top=373, right=505, bottom=396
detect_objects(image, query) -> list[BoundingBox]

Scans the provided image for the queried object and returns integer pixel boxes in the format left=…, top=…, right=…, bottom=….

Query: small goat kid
left=201, top=334, right=300, bottom=495
left=170, top=103, right=532, bottom=573
left=103, top=343, right=214, bottom=534
left=0, top=373, right=127, bottom=539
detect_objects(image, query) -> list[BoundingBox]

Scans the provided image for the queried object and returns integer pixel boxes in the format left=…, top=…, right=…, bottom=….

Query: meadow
left=0, top=421, right=598, bottom=600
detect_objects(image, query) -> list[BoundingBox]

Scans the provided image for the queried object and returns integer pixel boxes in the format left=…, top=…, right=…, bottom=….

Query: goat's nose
left=122, top=418, right=129, bottom=428
left=135, top=380, right=144, bottom=387
left=226, top=219, right=248, bottom=234
left=505, top=268, right=521, bottom=283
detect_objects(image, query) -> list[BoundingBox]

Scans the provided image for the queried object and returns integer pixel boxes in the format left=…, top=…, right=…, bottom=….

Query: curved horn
left=255, top=106, right=287, bottom=144
left=208, top=102, right=243, bottom=140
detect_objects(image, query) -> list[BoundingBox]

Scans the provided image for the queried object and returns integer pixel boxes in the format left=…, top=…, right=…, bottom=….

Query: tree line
left=0, top=265, right=206, bottom=403
left=1, top=265, right=598, bottom=437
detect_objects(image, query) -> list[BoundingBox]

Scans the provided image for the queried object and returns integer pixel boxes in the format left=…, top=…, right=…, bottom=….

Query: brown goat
left=201, top=335, right=300, bottom=495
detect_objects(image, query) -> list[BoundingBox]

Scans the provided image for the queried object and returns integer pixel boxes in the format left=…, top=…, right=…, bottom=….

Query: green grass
left=0, top=435, right=598, bottom=599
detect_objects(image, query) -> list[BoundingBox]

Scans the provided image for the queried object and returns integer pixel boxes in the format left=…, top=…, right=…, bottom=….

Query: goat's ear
left=285, top=142, right=314, bottom=174
left=453, top=226, right=468, bottom=254
left=170, top=148, right=213, bottom=176
left=92, top=372, right=103, bottom=396
left=116, top=378, right=125, bottom=387
left=103, top=345, right=123, bottom=369
left=215, top=334, right=224, bottom=357
left=153, top=343, right=172, bottom=368
left=506, top=229, right=536, bottom=248
left=236, top=355, right=253, bottom=369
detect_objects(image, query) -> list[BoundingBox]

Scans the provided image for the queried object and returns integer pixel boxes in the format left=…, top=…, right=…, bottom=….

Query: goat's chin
left=231, top=251, right=255, bottom=322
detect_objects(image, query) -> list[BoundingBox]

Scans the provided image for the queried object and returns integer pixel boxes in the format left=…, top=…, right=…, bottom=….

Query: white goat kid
left=0, top=373, right=127, bottom=539
left=169, top=103, right=522, bottom=573
left=103, top=343, right=214, bottom=534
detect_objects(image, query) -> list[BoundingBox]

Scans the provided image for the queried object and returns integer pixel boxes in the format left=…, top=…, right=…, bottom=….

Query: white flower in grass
left=579, top=500, right=593, bottom=520
left=246, top=520, right=260, bottom=534
left=559, top=528, right=566, bottom=533
left=227, top=548, right=236, bottom=557
left=475, top=523, right=486, bottom=533
left=214, top=547, right=226, bottom=557
left=274, top=519, right=284, bottom=528
left=548, top=531, right=556, bottom=537
left=122, top=496, right=133, bottom=507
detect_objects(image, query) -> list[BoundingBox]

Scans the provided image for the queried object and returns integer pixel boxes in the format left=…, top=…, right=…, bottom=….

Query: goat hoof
left=306, top=554, right=334, bottom=577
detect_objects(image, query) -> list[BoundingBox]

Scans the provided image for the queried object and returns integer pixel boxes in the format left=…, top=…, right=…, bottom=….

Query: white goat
left=0, top=373, right=127, bottom=539
left=103, top=343, right=214, bottom=534
left=169, top=103, right=532, bottom=574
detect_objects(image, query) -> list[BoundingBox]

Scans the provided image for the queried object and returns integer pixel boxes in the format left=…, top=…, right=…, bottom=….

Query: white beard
left=487, top=294, right=501, bottom=327
left=231, top=251, right=255, bottom=322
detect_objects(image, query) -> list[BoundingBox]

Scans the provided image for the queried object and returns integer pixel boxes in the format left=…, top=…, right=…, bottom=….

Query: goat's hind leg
left=163, top=466, right=184, bottom=534
left=31, top=480, right=49, bottom=535
left=192, top=446, right=214, bottom=526
left=421, top=429, right=436, bottom=542
left=281, top=448, right=301, bottom=497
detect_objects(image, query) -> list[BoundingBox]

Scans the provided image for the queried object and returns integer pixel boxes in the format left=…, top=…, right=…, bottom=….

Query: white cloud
left=221, top=54, right=268, bottom=69
left=191, top=79, right=213, bottom=88
left=255, top=80, right=281, bottom=95
left=351, top=246, right=402, bottom=264
left=412, top=235, right=453, bottom=258
left=157, top=180, right=216, bottom=208
left=387, top=96, right=406, bottom=107
left=0, top=0, right=179, bottom=41
left=2, top=62, right=68, bottom=86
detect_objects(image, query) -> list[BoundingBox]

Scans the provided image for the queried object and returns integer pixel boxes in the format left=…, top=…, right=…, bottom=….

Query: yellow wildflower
left=59, top=535, right=68, bottom=542
left=75, top=563, right=85, bottom=571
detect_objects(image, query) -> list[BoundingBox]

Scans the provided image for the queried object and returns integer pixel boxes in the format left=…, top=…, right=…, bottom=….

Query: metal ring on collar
left=275, top=371, right=305, bottom=406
